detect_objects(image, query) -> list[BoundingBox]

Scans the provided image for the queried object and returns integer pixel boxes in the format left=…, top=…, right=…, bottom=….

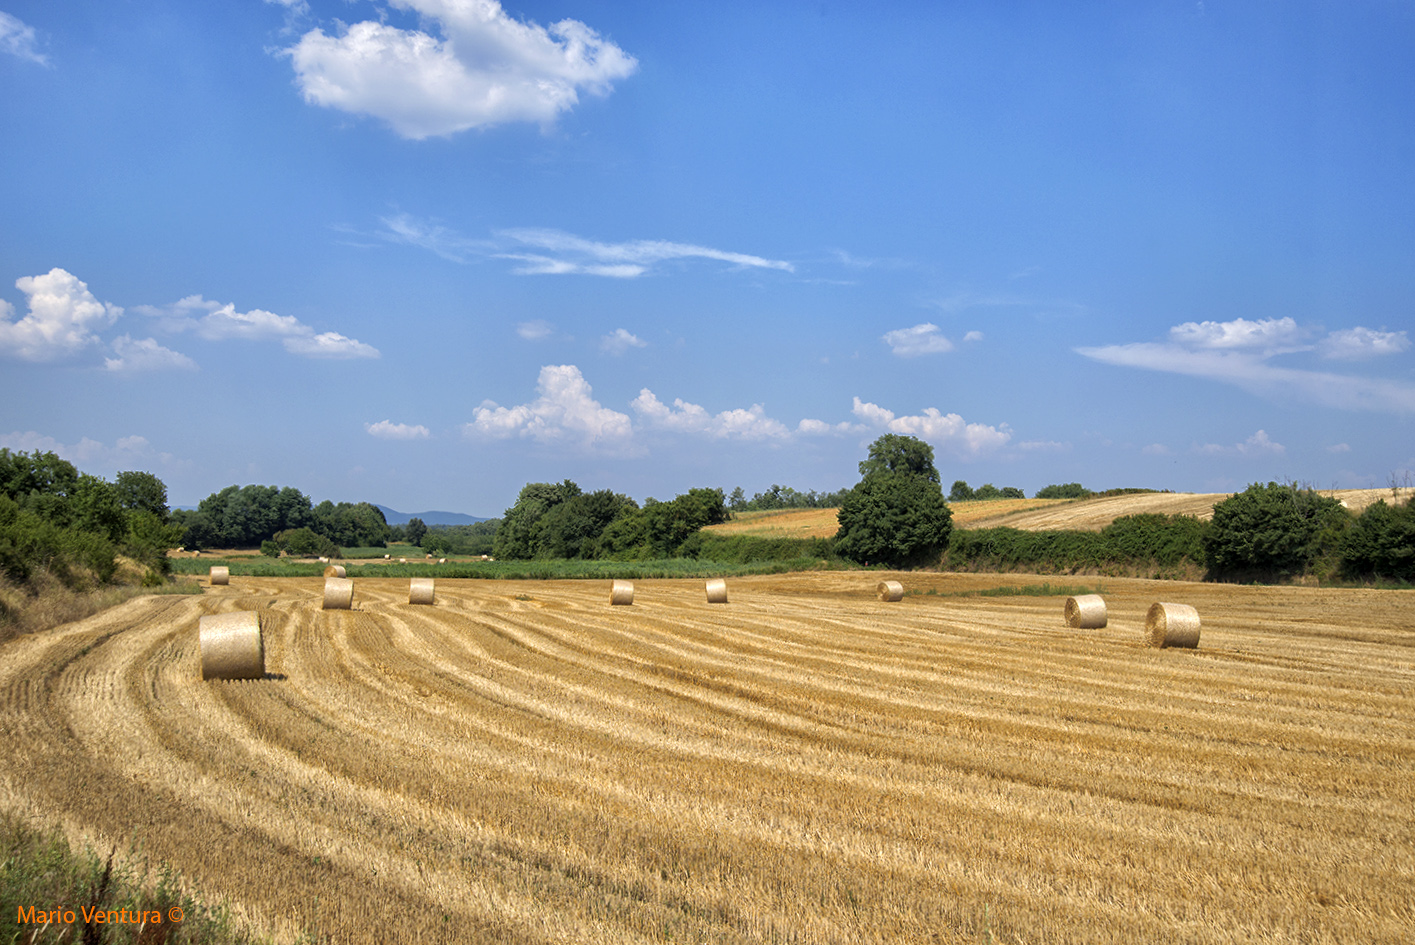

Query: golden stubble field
left=1, top=574, right=1412, bottom=944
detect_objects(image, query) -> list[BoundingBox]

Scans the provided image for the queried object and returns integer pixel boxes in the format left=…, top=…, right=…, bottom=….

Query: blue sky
left=2, top=1, right=1412, bottom=516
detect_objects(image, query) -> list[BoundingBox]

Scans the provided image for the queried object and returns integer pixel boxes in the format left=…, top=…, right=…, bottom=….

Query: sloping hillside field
left=2, top=575, right=1412, bottom=943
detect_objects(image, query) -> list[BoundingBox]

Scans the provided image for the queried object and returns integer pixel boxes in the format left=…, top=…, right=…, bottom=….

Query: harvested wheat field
left=1, top=574, right=1413, bottom=943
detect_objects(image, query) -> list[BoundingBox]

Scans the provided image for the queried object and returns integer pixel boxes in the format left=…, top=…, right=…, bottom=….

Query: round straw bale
left=877, top=580, right=905, bottom=602
left=610, top=579, right=634, bottom=605
left=199, top=611, right=264, bottom=680
left=209, top=566, right=229, bottom=586
left=438, top=558, right=446, bottom=564
left=1064, top=594, right=1107, bottom=629
left=399, top=557, right=407, bottom=564
left=323, top=564, right=346, bottom=578
left=409, top=578, right=435, bottom=605
left=323, top=577, right=354, bottom=610
left=705, top=578, right=728, bottom=604
left=1146, top=602, right=1200, bottom=648
left=318, top=556, right=329, bottom=563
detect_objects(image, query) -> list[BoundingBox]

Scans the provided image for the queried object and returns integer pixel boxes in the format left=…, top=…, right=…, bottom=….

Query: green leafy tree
left=405, top=517, right=428, bottom=547
left=535, top=490, right=638, bottom=559
left=113, top=471, right=169, bottom=518
left=973, top=483, right=1002, bottom=501
left=1036, top=483, right=1093, bottom=499
left=949, top=480, right=974, bottom=502
left=494, top=480, right=583, bottom=559
left=1341, top=498, right=1415, bottom=580
left=1205, top=482, right=1347, bottom=579
left=1000, top=486, right=1025, bottom=499
left=835, top=434, right=952, bottom=568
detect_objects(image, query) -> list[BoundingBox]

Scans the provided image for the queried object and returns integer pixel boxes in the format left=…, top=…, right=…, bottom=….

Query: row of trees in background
left=727, top=484, right=851, bottom=512
left=173, top=485, right=391, bottom=552
left=491, top=481, right=729, bottom=561
left=0, top=449, right=184, bottom=590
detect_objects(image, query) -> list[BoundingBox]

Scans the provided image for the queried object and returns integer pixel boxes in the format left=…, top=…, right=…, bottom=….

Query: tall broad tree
left=835, top=434, right=953, bottom=569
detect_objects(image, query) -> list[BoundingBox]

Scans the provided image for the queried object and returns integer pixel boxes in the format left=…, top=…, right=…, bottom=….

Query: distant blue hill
left=376, top=505, right=489, bottom=527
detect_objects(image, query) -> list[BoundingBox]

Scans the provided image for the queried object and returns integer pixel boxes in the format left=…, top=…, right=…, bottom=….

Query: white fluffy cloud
left=104, top=335, right=198, bottom=374
left=1169, top=316, right=1303, bottom=351
left=366, top=420, right=431, bottom=440
left=285, top=0, right=637, bottom=139
left=882, top=323, right=954, bottom=357
left=1319, top=327, right=1410, bottom=361
left=0, top=12, right=46, bottom=65
left=1195, top=430, right=1286, bottom=457
left=600, top=328, right=647, bottom=355
left=0, top=431, right=159, bottom=468
left=0, top=269, right=122, bottom=361
left=139, top=295, right=379, bottom=360
left=850, top=397, right=1011, bottom=457
left=797, top=418, right=865, bottom=436
left=631, top=390, right=790, bottom=440
left=466, top=364, right=634, bottom=449
left=516, top=320, right=554, bottom=341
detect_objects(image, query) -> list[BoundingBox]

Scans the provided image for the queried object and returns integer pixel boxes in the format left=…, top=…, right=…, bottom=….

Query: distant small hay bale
left=323, top=577, right=354, bottom=610
left=1146, top=602, right=1200, bottom=648
left=199, top=611, right=264, bottom=680
left=705, top=578, right=728, bottom=604
left=877, top=580, right=904, bottom=602
left=209, top=566, right=229, bottom=586
left=323, top=565, right=346, bottom=578
left=384, top=554, right=390, bottom=560
left=318, top=556, right=329, bottom=563
left=399, top=557, right=407, bottom=564
left=1064, top=594, right=1107, bottom=629
left=409, top=578, right=435, bottom=605
left=610, top=579, right=634, bottom=605
left=438, top=558, right=446, bottom=564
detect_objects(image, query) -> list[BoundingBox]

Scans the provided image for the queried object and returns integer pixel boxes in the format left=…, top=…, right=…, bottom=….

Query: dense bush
left=1035, top=483, right=1094, bottom=499
left=1205, top=483, right=1347, bottom=579
left=1341, top=498, right=1415, bottom=581
left=835, top=435, right=952, bottom=568
left=422, top=520, right=499, bottom=557
left=677, top=533, right=839, bottom=564
left=943, top=514, right=1208, bottom=574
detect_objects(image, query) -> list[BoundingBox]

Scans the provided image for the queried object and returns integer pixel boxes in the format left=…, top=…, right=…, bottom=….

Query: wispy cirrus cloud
left=283, top=0, right=637, bottom=139
left=0, top=12, right=47, bottom=66
left=1077, top=316, right=1415, bottom=414
left=104, top=336, right=198, bottom=374
left=374, top=214, right=792, bottom=279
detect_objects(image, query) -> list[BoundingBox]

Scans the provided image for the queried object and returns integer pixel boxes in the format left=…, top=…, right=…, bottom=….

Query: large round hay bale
left=199, top=611, right=264, bottom=680
left=705, top=578, right=728, bottom=604
left=610, top=579, right=634, bottom=605
left=877, top=580, right=904, bottom=602
left=1064, top=594, right=1107, bottom=629
left=323, top=577, right=354, bottom=610
left=409, top=578, right=435, bottom=605
left=209, top=565, right=229, bottom=586
left=323, top=564, right=346, bottom=578
left=1146, top=602, right=1200, bottom=648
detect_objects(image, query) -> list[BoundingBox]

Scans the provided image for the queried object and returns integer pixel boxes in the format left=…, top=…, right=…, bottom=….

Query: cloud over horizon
left=1077, top=317, right=1415, bottom=414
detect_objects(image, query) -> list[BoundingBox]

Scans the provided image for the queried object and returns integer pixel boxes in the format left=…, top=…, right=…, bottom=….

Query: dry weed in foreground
left=0, top=572, right=1412, bottom=944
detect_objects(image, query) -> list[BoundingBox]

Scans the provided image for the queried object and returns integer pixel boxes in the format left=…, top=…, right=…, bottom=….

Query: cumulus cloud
left=0, top=269, right=122, bottom=361
left=797, top=418, right=865, bottom=436
left=631, top=390, right=790, bottom=440
left=0, top=11, right=47, bottom=65
left=850, top=397, right=1011, bottom=457
left=104, top=336, right=198, bottom=374
left=497, top=228, right=794, bottom=278
left=284, top=0, right=637, bottom=139
left=1169, top=316, right=1303, bottom=351
left=1195, top=430, right=1286, bottom=457
left=466, top=364, right=633, bottom=450
left=963, top=330, right=984, bottom=343
left=1078, top=315, right=1415, bottom=414
left=882, top=323, right=953, bottom=357
left=139, top=295, right=379, bottom=360
left=1319, top=327, right=1410, bottom=361
left=600, top=328, right=647, bottom=355
left=365, top=420, right=431, bottom=440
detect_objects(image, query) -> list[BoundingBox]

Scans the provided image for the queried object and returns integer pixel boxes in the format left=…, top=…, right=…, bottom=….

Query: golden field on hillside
left=2, top=573, right=1412, bottom=943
